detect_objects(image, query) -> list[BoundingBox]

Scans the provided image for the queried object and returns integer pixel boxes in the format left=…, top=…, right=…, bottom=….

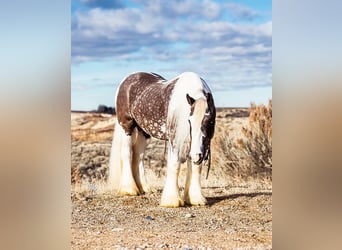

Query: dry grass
left=211, top=101, right=272, bottom=180
left=71, top=112, right=115, bottom=142
left=241, top=100, right=272, bottom=171
left=71, top=105, right=272, bottom=190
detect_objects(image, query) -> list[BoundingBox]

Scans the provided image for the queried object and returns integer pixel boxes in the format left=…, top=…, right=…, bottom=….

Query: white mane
left=167, top=72, right=211, bottom=160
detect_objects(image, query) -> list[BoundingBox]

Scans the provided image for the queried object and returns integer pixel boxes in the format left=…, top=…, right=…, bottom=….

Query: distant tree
left=107, top=107, right=116, bottom=114
left=96, top=105, right=116, bottom=114
left=97, top=105, right=107, bottom=113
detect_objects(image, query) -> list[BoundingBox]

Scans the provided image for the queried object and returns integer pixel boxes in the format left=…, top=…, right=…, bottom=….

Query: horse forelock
left=190, top=98, right=208, bottom=143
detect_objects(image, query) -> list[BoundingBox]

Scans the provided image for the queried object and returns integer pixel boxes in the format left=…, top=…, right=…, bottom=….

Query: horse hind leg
left=117, top=127, right=140, bottom=196
left=132, top=131, right=151, bottom=194
left=108, top=118, right=123, bottom=191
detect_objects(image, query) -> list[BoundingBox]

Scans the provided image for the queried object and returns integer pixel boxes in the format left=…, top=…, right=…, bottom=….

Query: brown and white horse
left=109, top=72, right=216, bottom=207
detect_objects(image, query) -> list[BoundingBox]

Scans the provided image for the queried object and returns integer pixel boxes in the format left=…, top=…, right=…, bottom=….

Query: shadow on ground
left=207, top=191, right=272, bottom=206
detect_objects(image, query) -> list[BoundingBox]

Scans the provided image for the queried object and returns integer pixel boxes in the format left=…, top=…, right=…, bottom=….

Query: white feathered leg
left=117, top=132, right=140, bottom=196
left=184, top=159, right=207, bottom=206
left=108, top=119, right=123, bottom=191
left=160, top=145, right=184, bottom=207
left=132, top=131, right=151, bottom=194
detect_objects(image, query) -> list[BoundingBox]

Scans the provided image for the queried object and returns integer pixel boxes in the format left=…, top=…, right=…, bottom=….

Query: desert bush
left=213, top=100, right=272, bottom=179
left=240, top=100, right=272, bottom=171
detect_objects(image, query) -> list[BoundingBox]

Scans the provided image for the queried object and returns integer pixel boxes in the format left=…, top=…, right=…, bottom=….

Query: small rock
left=225, top=228, right=236, bottom=234
left=159, top=243, right=169, bottom=248
left=184, top=213, right=195, bottom=218
left=113, top=245, right=123, bottom=249
left=145, top=215, right=154, bottom=221
left=112, top=227, right=124, bottom=232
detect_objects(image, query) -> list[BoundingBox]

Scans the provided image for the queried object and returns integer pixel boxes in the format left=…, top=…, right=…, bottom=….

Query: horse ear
left=186, top=94, right=195, bottom=105
left=205, top=92, right=213, bottom=102
left=206, top=92, right=216, bottom=115
left=205, top=92, right=210, bottom=101
left=205, top=92, right=215, bottom=107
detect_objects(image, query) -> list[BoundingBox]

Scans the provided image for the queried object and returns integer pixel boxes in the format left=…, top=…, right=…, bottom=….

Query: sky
left=71, top=0, right=272, bottom=110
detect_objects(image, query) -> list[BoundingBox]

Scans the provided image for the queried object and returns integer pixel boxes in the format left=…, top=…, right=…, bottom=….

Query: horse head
left=186, top=92, right=216, bottom=165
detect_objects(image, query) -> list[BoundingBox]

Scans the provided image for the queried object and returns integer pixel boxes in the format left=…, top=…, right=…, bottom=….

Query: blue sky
left=71, top=0, right=272, bottom=110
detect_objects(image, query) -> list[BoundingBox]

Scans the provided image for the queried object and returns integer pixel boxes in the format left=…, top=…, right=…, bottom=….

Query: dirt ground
left=71, top=109, right=272, bottom=249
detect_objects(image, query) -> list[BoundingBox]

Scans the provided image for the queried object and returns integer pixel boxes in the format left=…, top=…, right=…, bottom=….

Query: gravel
left=71, top=184, right=272, bottom=249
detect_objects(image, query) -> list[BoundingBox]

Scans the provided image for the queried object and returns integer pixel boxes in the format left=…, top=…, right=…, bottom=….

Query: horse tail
left=108, top=118, right=124, bottom=191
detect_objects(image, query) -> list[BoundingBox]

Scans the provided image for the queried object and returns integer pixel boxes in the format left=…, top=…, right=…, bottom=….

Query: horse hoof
left=189, top=199, right=207, bottom=206
left=184, top=196, right=207, bottom=206
left=160, top=196, right=185, bottom=208
left=140, top=185, right=152, bottom=194
left=117, top=185, right=140, bottom=196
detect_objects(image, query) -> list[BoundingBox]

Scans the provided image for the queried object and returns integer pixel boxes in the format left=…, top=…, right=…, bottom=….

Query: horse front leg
left=160, top=146, right=184, bottom=207
left=117, top=133, right=140, bottom=196
left=184, top=159, right=207, bottom=206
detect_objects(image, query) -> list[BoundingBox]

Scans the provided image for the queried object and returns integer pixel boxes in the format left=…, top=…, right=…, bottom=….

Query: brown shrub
left=212, top=100, right=272, bottom=179
left=241, top=100, right=272, bottom=171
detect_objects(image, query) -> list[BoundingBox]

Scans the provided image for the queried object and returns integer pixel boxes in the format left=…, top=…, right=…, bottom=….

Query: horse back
left=116, top=72, right=175, bottom=139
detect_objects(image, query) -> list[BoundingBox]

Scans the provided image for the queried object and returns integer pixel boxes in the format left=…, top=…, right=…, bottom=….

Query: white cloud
left=202, top=0, right=221, bottom=19
left=72, top=0, right=272, bottom=91
left=226, top=2, right=260, bottom=20
left=259, top=21, right=272, bottom=36
left=78, top=0, right=124, bottom=9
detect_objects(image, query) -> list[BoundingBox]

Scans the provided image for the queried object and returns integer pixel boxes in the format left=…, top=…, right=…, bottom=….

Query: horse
left=108, top=72, right=216, bottom=207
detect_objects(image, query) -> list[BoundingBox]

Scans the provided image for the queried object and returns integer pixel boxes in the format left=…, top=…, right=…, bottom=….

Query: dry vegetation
left=71, top=103, right=272, bottom=249
left=213, top=101, right=272, bottom=180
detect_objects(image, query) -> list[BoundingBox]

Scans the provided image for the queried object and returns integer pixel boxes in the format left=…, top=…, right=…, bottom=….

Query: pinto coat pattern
left=109, top=72, right=216, bottom=207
